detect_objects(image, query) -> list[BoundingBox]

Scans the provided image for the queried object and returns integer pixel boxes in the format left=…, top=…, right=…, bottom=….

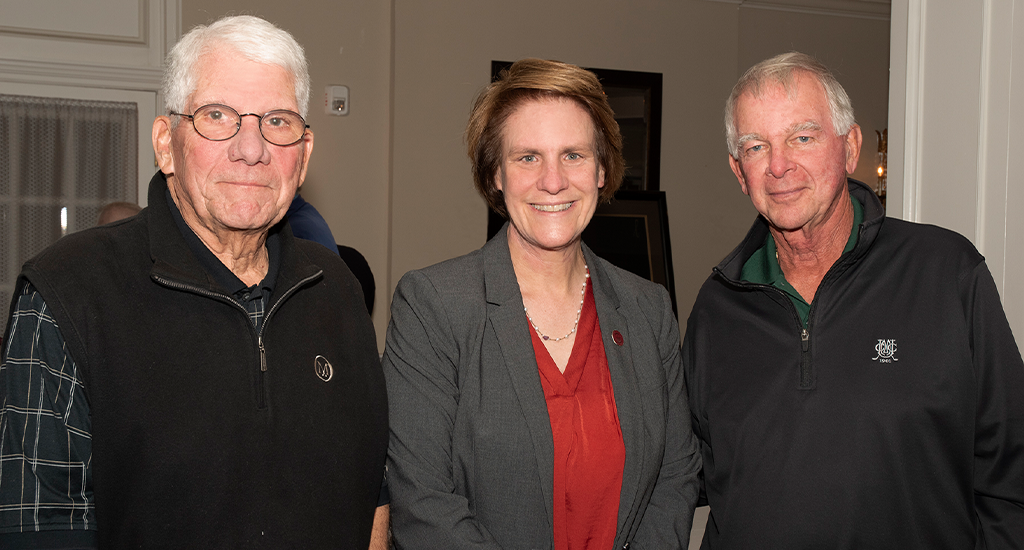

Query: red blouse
left=530, top=280, right=626, bottom=550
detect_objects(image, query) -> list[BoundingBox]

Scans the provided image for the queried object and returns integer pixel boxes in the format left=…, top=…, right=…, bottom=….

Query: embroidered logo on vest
left=871, top=339, right=898, bottom=363
left=314, top=355, right=333, bottom=382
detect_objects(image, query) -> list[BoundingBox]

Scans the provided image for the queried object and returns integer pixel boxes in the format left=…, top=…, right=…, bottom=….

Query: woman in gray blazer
left=383, top=58, right=701, bottom=550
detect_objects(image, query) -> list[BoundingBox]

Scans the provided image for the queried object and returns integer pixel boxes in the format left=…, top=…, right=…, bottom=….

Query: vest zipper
left=259, top=336, right=267, bottom=372
left=153, top=269, right=322, bottom=410
left=253, top=270, right=322, bottom=409
left=256, top=336, right=267, bottom=408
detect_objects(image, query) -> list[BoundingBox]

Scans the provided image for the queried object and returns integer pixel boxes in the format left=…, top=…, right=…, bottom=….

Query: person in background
left=286, top=193, right=376, bottom=314
left=684, top=51, right=1024, bottom=548
left=96, top=201, right=142, bottom=225
left=383, top=58, right=701, bottom=549
left=287, top=192, right=338, bottom=252
left=0, top=15, right=388, bottom=549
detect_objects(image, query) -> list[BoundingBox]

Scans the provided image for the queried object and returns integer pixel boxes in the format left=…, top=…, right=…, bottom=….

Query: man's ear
left=295, top=128, right=315, bottom=185
left=844, top=123, right=863, bottom=174
left=729, top=154, right=750, bottom=196
left=153, top=116, right=175, bottom=174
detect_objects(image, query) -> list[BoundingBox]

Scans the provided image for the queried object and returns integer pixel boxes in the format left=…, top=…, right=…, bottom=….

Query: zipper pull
left=801, top=328, right=810, bottom=351
left=259, top=336, right=267, bottom=372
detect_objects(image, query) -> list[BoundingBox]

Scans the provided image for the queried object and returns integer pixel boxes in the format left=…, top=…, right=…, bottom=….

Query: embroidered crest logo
left=314, top=355, right=333, bottom=382
left=872, top=339, right=898, bottom=363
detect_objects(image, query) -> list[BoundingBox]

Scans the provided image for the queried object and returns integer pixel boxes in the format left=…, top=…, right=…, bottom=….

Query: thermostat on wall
left=326, top=85, right=349, bottom=116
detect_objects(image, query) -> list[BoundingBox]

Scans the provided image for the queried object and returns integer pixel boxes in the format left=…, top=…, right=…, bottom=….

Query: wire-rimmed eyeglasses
left=170, top=104, right=309, bottom=146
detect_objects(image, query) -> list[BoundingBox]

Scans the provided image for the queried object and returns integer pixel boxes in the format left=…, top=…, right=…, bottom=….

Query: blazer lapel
left=482, top=225, right=556, bottom=529
left=584, top=245, right=646, bottom=539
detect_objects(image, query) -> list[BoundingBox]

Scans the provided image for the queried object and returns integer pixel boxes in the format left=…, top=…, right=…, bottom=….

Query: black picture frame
left=581, top=190, right=677, bottom=315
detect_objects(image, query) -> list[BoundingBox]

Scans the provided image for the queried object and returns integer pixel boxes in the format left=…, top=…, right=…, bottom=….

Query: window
left=0, top=94, right=138, bottom=331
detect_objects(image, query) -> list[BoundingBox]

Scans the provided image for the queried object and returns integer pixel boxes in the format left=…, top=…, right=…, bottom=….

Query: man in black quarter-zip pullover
left=683, top=51, right=1024, bottom=549
left=0, top=15, right=388, bottom=550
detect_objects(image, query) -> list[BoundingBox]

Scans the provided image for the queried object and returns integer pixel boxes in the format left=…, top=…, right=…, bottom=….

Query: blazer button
left=612, top=330, right=624, bottom=346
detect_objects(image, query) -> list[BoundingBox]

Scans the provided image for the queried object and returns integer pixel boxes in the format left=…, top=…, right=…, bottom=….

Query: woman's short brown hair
left=466, top=58, right=624, bottom=218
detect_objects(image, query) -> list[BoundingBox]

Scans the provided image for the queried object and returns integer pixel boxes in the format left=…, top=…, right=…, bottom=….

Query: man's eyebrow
left=737, top=121, right=824, bottom=148
left=505, top=146, right=539, bottom=156
left=737, top=133, right=764, bottom=147
left=789, top=121, right=823, bottom=133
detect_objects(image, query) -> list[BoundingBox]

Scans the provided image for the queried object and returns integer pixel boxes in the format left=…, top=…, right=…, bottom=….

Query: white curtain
left=0, top=94, right=138, bottom=332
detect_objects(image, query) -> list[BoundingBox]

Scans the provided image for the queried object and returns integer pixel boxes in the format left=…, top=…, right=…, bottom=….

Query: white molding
left=886, top=0, right=907, bottom=219
left=1005, top=0, right=1024, bottom=335
left=0, top=0, right=176, bottom=70
left=0, top=0, right=147, bottom=44
left=903, top=0, right=924, bottom=222
left=976, top=0, right=1015, bottom=289
left=976, top=0, right=994, bottom=255
left=704, top=0, right=891, bottom=20
left=157, top=0, right=181, bottom=112
left=163, top=0, right=181, bottom=56
left=0, top=58, right=162, bottom=92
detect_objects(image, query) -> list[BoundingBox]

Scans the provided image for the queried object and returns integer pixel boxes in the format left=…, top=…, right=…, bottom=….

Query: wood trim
left=703, top=0, right=891, bottom=20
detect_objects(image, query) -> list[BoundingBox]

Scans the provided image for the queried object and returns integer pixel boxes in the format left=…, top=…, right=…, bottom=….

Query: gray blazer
left=383, top=226, right=700, bottom=549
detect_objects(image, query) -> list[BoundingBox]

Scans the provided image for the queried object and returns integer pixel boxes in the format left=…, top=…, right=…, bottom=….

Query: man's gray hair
left=724, top=52, right=855, bottom=159
left=162, top=15, right=311, bottom=118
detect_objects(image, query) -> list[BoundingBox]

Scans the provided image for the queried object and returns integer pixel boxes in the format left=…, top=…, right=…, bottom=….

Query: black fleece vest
left=17, top=173, right=387, bottom=549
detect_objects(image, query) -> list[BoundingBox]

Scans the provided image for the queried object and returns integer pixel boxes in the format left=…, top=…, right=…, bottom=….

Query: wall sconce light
left=875, top=129, right=887, bottom=210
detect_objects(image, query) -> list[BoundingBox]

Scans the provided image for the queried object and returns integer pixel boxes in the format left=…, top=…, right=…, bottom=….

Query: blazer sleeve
left=382, top=270, right=504, bottom=550
left=629, top=283, right=703, bottom=549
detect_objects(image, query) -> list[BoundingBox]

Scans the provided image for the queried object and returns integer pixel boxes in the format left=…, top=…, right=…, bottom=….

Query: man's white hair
left=725, top=52, right=856, bottom=159
left=162, top=15, right=311, bottom=118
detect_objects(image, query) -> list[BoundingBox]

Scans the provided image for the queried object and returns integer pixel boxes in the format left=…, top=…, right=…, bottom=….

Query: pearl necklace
left=524, top=265, right=589, bottom=342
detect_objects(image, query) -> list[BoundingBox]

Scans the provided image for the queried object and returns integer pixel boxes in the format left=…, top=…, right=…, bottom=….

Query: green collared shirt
left=740, top=196, right=864, bottom=326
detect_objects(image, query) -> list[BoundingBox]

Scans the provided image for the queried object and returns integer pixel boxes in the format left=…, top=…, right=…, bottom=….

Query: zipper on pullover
left=711, top=271, right=816, bottom=391
left=799, top=328, right=813, bottom=389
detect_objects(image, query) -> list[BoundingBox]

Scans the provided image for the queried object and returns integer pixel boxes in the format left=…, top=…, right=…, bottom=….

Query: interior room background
left=6, top=0, right=1024, bottom=547
left=0, top=0, right=898, bottom=350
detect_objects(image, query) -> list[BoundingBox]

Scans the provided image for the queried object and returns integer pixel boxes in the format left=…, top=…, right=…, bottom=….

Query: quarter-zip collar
left=714, top=178, right=885, bottom=285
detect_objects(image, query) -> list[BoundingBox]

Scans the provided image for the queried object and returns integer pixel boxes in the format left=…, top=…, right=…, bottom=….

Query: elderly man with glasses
left=0, top=15, right=388, bottom=550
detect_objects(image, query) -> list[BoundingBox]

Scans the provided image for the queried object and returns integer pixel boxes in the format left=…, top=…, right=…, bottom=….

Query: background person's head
left=97, top=202, right=142, bottom=226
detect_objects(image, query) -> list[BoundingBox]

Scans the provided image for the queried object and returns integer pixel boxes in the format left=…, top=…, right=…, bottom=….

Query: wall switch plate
left=326, top=85, right=349, bottom=115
